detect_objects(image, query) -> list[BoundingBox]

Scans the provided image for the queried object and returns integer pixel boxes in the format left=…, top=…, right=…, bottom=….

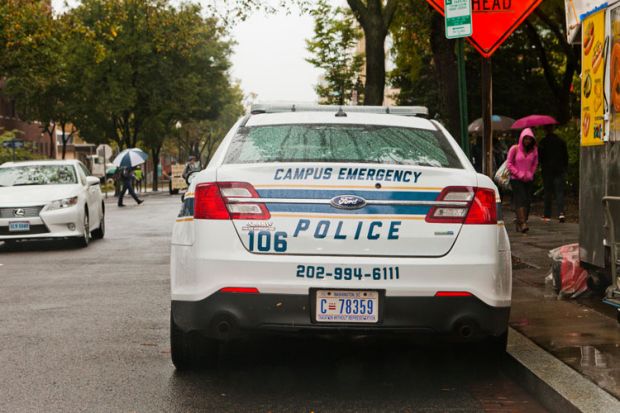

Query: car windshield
left=223, top=124, right=462, bottom=168
left=0, top=165, right=78, bottom=187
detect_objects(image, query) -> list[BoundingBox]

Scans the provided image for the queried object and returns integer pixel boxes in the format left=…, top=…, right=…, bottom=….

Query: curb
left=503, top=327, right=620, bottom=413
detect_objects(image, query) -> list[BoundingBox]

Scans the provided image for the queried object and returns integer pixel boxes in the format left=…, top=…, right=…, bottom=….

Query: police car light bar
left=250, top=102, right=429, bottom=117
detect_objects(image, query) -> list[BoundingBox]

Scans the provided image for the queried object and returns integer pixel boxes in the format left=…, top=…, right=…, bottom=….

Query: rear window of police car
left=224, top=124, right=462, bottom=168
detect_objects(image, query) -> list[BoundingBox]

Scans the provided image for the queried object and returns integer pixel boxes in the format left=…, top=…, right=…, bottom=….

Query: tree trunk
left=151, top=146, right=161, bottom=192
left=363, top=21, right=387, bottom=106
left=60, top=124, right=67, bottom=160
left=430, top=13, right=461, bottom=138
left=44, top=122, right=56, bottom=159
left=49, top=133, right=55, bottom=159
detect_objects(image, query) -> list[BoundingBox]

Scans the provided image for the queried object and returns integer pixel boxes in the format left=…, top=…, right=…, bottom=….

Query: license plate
left=315, top=290, right=379, bottom=323
left=9, top=221, right=30, bottom=232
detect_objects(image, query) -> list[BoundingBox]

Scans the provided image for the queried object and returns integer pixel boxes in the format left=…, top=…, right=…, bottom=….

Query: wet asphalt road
left=0, top=193, right=546, bottom=412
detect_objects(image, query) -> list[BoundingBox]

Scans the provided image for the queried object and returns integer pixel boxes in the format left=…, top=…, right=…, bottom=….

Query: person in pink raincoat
left=507, top=128, right=538, bottom=233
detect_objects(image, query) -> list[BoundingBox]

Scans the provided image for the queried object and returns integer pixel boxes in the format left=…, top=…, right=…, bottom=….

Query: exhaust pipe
left=458, top=324, right=474, bottom=338
left=217, top=321, right=231, bottom=335
left=211, top=314, right=239, bottom=341
left=452, top=318, right=478, bottom=339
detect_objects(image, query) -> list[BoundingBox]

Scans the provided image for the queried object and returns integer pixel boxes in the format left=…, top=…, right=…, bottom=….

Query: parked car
left=0, top=160, right=105, bottom=247
left=169, top=103, right=512, bottom=370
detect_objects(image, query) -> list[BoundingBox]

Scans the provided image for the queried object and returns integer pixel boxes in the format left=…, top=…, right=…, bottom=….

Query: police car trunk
left=210, top=110, right=482, bottom=258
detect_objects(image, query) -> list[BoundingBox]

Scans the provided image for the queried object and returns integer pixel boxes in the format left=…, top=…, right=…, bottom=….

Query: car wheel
left=170, top=311, right=219, bottom=371
left=92, top=207, right=105, bottom=240
left=76, top=211, right=90, bottom=248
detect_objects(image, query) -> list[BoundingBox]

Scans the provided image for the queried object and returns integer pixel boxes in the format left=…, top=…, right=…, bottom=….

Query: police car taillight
left=425, top=186, right=496, bottom=225
left=194, top=182, right=270, bottom=220
left=219, top=182, right=271, bottom=220
left=194, top=183, right=230, bottom=220
left=464, top=187, right=497, bottom=225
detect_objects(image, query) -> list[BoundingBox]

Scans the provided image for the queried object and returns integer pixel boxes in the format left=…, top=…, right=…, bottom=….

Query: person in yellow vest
left=134, top=165, right=144, bottom=193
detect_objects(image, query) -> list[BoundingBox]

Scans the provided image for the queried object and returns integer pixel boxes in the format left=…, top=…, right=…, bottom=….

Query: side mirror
left=86, top=176, right=100, bottom=186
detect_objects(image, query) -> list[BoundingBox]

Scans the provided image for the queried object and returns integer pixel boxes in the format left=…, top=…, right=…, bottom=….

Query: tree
left=391, top=1, right=580, bottom=136
left=0, top=129, right=42, bottom=163
left=346, top=0, right=400, bottom=105
left=210, top=0, right=399, bottom=106
left=65, top=0, right=234, bottom=190
left=306, top=0, right=364, bottom=105
left=0, top=0, right=64, bottom=158
left=524, top=0, right=580, bottom=123
left=168, top=83, right=245, bottom=166
left=390, top=2, right=460, bottom=135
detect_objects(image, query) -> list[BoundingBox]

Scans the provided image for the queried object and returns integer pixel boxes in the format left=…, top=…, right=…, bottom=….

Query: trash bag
left=494, top=160, right=511, bottom=191
left=547, top=243, right=589, bottom=298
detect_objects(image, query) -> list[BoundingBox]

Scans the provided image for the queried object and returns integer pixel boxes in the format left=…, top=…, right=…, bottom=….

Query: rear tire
left=483, top=331, right=508, bottom=354
left=171, top=311, right=219, bottom=370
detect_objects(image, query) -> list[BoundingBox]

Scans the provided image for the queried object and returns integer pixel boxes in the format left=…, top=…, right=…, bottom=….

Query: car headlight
left=47, top=196, right=79, bottom=211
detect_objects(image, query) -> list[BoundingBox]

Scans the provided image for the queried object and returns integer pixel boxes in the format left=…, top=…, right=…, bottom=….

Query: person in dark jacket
left=538, top=125, right=569, bottom=222
left=118, top=166, right=144, bottom=207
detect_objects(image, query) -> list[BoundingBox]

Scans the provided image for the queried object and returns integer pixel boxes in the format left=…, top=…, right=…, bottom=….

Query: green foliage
left=306, top=0, right=364, bottom=105
left=0, top=0, right=54, bottom=78
left=389, top=3, right=437, bottom=109
left=0, top=130, right=43, bottom=164
left=0, top=0, right=67, bottom=157
left=391, top=0, right=580, bottom=124
left=65, top=0, right=233, bottom=152
left=166, top=82, right=245, bottom=165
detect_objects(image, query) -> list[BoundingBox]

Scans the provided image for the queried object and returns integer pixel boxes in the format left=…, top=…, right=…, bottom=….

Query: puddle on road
left=511, top=284, right=620, bottom=399
left=553, top=344, right=620, bottom=393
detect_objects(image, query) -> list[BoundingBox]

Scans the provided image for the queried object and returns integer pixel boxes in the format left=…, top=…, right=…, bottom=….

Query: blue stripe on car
left=257, top=189, right=440, bottom=201
left=267, top=203, right=431, bottom=215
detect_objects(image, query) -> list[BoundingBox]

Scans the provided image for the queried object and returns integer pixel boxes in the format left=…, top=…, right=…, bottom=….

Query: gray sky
left=230, top=10, right=319, bottom=103
left=52, top=1, right=320, bottom=103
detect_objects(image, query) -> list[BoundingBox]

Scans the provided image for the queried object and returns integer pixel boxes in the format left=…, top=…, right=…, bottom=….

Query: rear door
left=216, top=119, right=477, bottom=257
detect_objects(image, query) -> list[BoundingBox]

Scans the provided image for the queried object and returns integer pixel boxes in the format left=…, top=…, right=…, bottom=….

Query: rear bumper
left=171, top=292, right=510, bottom=340
left=171, top=221, right=513, bottom=307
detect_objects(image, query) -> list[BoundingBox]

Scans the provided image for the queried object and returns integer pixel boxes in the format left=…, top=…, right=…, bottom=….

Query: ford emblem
left=330, top=195, right=367, bottom=210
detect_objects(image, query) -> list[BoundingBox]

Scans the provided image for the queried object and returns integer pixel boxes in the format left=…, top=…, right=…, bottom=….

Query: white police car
left=170, top=103, right=511, bottom=369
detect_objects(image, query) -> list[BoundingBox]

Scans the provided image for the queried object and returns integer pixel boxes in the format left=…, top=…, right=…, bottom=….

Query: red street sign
left=427, top=0, right=543, bottom=58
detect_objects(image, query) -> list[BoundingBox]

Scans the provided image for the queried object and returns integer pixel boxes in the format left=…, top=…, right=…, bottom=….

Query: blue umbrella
left=468, top=115, right=516, bottom=134
left=112, top=148, right=148, bottom=168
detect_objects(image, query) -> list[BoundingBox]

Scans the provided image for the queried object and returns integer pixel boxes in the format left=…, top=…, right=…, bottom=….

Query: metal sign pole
left=457, top=38, right=469, bottom=157
left=481, top=57, right=493, bottom=177
left=444, top=0, right=472, bottom=157
left=103, top=147, right=108, bottom=199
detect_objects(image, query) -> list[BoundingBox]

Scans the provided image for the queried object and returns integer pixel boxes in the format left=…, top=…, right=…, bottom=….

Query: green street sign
left=445, top=0, right=472, bottom=39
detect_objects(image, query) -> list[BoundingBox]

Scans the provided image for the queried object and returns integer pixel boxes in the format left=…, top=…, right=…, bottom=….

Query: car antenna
left=335, top=107, right=347, bottom=117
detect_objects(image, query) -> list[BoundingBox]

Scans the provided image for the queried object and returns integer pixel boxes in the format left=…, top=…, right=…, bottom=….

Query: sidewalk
left=505, top=208, right=620, bottom=401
